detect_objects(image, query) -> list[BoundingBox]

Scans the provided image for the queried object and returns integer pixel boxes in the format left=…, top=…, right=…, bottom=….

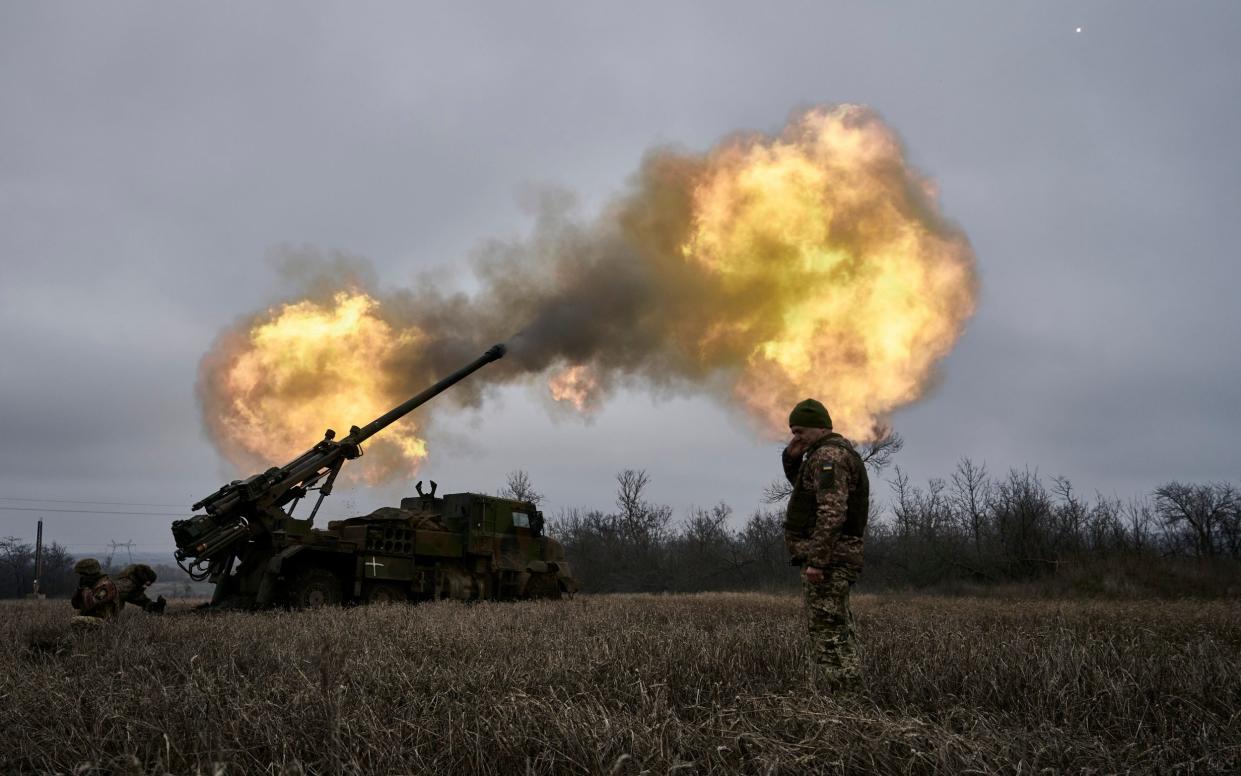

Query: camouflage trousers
left=802, top=567, right=862, bottom=693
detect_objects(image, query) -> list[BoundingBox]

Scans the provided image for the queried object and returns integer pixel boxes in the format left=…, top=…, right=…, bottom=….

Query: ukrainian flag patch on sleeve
left=819, top=464, right=835, bottom=490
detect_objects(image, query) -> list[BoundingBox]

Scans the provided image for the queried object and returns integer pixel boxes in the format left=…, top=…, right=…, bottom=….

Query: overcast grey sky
left=2, top=2, right=1238, bottom=557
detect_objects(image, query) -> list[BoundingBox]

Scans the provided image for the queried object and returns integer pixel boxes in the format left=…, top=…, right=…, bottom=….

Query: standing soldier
left=781, top=399, right=870, bottom=693
left=70, top=558, right=119, bottom=625
left=115, top=564, right=167, bottom=613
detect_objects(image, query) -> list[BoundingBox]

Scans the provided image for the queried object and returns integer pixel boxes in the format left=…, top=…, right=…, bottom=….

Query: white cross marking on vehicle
left=366, top=557, right=384, bottom=575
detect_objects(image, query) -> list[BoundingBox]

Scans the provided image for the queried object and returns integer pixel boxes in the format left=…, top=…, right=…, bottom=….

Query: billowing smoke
left=199, top=105, right=978, bottom=480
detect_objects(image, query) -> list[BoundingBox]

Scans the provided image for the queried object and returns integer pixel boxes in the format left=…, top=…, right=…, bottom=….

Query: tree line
left=0, top=536, right=77, bottom=598
left=4, top=442, right=1236, bottom=599
left=868, top=462, right=1240, bottom=593
left=509, top=434, right=1241, bottom=596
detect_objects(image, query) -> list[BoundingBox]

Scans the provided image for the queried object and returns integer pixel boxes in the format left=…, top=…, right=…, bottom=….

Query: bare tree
left=888, top=467, right=916, bottom=542
left=923, top=477, right=953, bottom=538
left=616, top=469, right=650, bottom=521
left=1080, top=494, right=1125, bottom=553
left=765, top=429, right=903, bottom=504
left=615, top=469, right=673, bottom=548
left=762, top=477, right=794, bottom=504
left=992, top=468, right=1057, bottom=574
left=34, top=542, right=78, bottom=597
left=1051, top=476, right=1086, bottom=554
left=949, top=457, right=990, bottom=558
left=1153, top=482, right=1239, bottom=558
left=0, top=537, right=32, bottom=597
left=1221, top=488, right=1241, bottom=558
left=674, top=503, right=755, bottom=586
left=501, top=469, right=544, bottom=506
left=738, top=509, right=790, bottom=584
left=683, top=503, right=732, bottom=548
left=1122, top=497, right=1155, bottom=552
left=859, top=429, right=904, bottom=473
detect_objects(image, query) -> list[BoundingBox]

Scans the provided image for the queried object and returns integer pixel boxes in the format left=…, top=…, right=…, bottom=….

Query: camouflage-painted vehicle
left=283, top=483, right=575, bottom=606
left=172, top=344, right=577, bottom=607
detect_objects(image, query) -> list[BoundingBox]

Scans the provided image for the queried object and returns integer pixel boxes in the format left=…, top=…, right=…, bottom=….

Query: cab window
left=512, top=512, right=530, bottom=529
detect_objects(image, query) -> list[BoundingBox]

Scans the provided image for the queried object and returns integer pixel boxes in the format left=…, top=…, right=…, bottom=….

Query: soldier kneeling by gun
left=115, top=563, right=167, bottom=614
left=71, top=559, right=165, bottom=626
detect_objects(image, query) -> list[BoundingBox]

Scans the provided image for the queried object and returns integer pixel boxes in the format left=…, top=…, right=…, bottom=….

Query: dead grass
left=2, top=593, right=1238, bottom=774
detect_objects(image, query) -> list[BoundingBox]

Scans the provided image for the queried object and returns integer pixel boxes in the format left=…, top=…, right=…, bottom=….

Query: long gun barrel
left=340, top=343, right=506, bottom=447
left=172, top=343, right=507, bottom=573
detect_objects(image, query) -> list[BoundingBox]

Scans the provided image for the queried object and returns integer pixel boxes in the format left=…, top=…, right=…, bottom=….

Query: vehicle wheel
left=364, top=583, right=409, bottom=604
left=524, top=572, right=562, bottom=600
left=289, top=568, right=343, bottom=609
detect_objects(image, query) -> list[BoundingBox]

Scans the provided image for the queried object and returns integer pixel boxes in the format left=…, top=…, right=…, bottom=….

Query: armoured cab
left=279, top=488, right=576, bottom=607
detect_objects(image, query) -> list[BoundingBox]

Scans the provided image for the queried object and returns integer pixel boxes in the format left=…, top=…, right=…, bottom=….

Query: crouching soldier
left=70, top=558, right=119, bottom=626
left=115, top=564, right=166, bottom=613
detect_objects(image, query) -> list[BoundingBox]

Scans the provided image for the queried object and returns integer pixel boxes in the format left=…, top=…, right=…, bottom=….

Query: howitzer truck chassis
left=208, top=484, right=574, bottom=607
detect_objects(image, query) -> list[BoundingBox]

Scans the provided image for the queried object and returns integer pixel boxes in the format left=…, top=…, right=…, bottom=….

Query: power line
left=1, top=506, right=359, bottom=516
left=0, top=496, right=187, bottom=508
left=58, top=543, right=172, bottom=549
left=0, top=506, right=184, bottom=517
left=0, top=505, right=353, bottom=520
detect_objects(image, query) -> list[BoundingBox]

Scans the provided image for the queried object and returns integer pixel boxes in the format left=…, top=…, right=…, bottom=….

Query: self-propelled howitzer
left=170, top=343, right=575, bottom=608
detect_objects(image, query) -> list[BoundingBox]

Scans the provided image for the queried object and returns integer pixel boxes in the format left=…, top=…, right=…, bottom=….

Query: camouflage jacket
left=114, top=575, right=156, bottom=611
left=782, top=433, right=870, bottom=577
left=71, top=576, right=119, bottom=619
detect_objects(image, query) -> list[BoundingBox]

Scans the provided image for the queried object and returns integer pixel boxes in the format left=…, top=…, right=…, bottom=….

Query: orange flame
left=680, top=106, right=976, bottom=440
left=548, top=365, right=602, bottom=413
left=200, top=291, right=427, bottom=481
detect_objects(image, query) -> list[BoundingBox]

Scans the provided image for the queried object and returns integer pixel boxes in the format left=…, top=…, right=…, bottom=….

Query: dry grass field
left=3, top=593, right=1239, bottom=774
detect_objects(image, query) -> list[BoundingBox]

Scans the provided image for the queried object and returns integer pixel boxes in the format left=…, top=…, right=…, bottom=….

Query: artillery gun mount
left=172, top=344, right=577, bottom=608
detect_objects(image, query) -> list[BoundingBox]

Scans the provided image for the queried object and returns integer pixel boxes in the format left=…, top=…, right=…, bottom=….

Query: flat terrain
left=3, top=593, right=1238, bottom=774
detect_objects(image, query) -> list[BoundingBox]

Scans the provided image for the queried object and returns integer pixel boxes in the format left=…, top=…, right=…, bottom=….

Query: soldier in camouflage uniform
left=70, top=558, right=119, bottom=625
left=781, top=399, right=870, bottom=693
left=114, top=564, right=167, bottom=614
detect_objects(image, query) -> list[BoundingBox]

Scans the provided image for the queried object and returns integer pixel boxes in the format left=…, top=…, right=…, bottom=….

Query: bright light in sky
left=1075, top=26, right=1084, bottom=33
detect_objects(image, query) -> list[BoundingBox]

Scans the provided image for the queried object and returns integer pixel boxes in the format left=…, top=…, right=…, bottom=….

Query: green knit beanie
left=788, top=398, right=832, bottom=429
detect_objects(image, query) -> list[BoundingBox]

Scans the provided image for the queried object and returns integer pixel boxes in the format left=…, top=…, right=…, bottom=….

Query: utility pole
left=28, top=519, right=45, bottom=599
